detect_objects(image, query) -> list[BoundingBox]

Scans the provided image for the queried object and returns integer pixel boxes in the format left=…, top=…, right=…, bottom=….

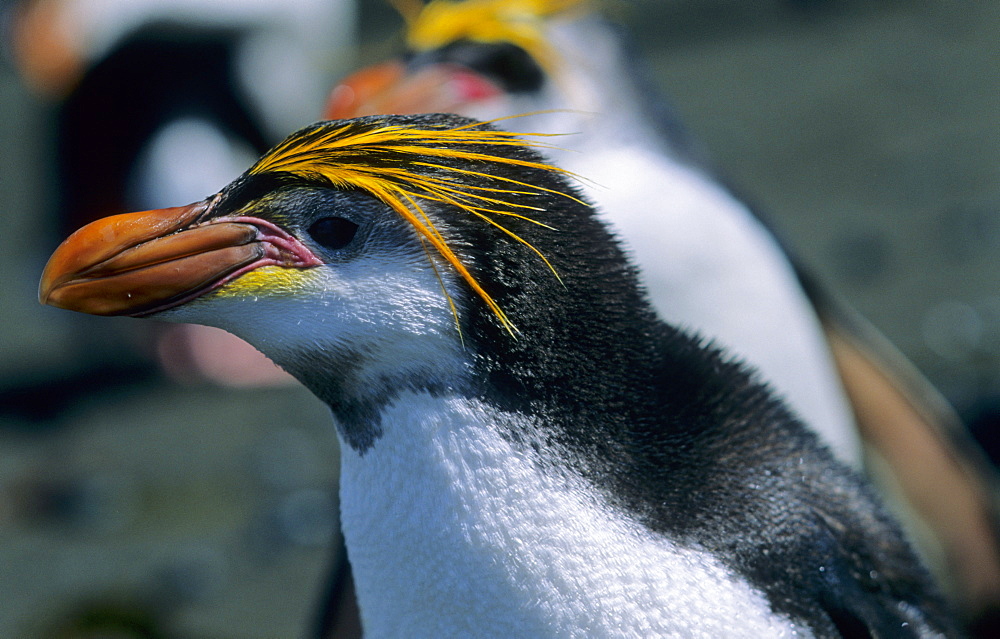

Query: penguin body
left=339, top=393, right=804, bottom=638
left=40, top=115, right=955, bottom=637
left=328, top=10, right=862, bottom=466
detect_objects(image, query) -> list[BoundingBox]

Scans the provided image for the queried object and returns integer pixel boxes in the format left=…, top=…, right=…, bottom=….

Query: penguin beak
left=324, top=60, right=503, bottom=119
left=39, top=201, right=322, bottom=317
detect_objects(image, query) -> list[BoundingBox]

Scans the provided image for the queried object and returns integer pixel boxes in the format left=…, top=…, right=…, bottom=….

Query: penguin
left=324, top=0, right=1000, bottom=626
left=40, top=113, right=957, bottom=637
left=12, top=0, right=357, bottom=387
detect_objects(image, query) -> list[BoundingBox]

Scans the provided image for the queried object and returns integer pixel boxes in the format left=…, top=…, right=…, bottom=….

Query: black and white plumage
left=40, top=114, right=956, bottom=637
left=330, top=2, right=863, bottom=466
left=14, top=0, right=359, bottom=388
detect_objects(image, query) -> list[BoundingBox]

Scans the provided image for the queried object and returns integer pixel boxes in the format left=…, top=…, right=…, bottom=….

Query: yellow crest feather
left=247, top=117, right=586, bottom=335
left=396, top=0, right=591, bottom=74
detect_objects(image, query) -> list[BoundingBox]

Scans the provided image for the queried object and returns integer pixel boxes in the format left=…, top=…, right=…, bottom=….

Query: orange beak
left=39, top=201, right=322, bottom=317
left=324, top=60, right=503, bottom=119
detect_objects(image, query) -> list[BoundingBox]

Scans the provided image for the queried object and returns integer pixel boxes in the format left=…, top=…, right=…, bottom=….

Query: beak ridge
left=40, top=202, right=209, bottom=300
left=39, top=201, right=267, bottom=316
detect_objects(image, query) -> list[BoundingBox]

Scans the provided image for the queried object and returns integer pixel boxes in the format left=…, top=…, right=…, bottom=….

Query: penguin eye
left=308, top=216, right=359, bottom=251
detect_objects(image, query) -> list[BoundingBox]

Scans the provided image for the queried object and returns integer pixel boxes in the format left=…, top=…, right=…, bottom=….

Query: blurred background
left=1, top=0, right=998, bottom=637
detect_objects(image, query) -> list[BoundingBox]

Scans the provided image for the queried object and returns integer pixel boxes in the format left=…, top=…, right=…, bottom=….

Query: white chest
left=339, top=393, right=810, bottom=638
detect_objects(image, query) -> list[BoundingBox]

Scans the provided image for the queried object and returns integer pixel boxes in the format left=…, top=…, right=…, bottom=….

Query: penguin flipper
left=818, top=590, right=934, bottom=639
left=820, top=299, right=1000, bottom=625
left=799, top=508, right=956, bottom=638
left=312, top=538, right=362, bottom=639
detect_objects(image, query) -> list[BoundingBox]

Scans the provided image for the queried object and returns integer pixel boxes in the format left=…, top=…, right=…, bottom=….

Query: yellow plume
left=397, top=0, right=591, bottom=75
left=248, top=116, right=586, bottom=335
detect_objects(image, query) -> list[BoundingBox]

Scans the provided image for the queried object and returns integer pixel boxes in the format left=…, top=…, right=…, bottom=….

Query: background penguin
left=324, top=0, right=1000, bottom=627
left=11, top=0, right=357, bottom=387
left=40, top=113, right=957, bottom=637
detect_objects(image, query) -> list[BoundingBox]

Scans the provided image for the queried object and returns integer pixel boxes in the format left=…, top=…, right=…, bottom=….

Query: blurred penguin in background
left=12, top=0, right=357, bottom=384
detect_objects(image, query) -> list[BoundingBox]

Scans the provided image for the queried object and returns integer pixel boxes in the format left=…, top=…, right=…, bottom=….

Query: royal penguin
left=40, top=114, right=956, bottom=637
left=325, top=0, right=1000, bottom=625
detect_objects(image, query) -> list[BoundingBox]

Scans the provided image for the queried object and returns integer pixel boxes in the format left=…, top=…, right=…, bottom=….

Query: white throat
left=339, top=391, right=808, bottom=638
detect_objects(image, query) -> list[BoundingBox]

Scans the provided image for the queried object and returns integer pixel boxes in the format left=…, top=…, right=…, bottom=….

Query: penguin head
left=325, top=0, right=623, bottom=137
left=38, top=113, right=630, bottom=448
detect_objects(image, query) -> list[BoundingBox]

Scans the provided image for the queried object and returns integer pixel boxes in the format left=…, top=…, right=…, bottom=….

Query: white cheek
left=157, top=257, right=466, bottom=375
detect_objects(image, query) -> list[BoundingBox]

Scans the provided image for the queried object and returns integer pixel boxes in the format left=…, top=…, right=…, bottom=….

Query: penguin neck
left=338, top=390, right=803, bottom=638
left=288, top=331, right=476, bottom=453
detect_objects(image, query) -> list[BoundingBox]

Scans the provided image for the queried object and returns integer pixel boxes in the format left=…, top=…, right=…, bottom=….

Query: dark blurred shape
left=40, top=600, right=168, bottom=639
left=0, top=362, right=156, bottom=424
left=311, top=542, right=361, bottom=639
left=56, top=21, right=270, bottom=237
left=46, top=19, right=294, bottom=391
left=967, top=396, right=1000, bottom=468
